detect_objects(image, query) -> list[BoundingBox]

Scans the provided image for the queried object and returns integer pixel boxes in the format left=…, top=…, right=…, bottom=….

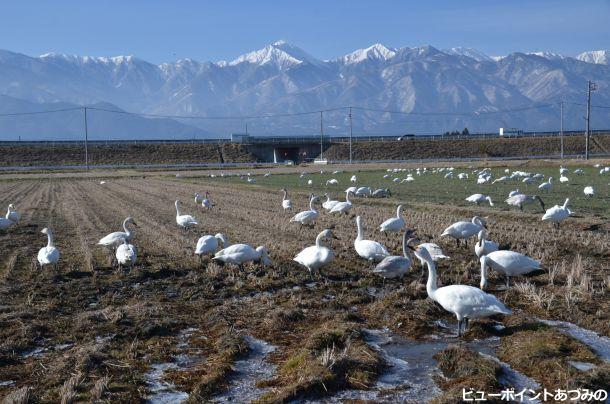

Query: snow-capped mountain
left=576, top=50, right=609, bottom=65
left=338, top=43, right=397, bottom=64
left=443, top=47, right=492, bottom=62
left=0, top=42, right=609, bottom=139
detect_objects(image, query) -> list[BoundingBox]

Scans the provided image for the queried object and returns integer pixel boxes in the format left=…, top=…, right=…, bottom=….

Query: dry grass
left=0, top=173, right=608, bottom=401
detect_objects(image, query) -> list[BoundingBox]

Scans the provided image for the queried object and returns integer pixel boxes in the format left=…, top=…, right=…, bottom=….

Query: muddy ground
left=0, top=173, right=608, bottom=402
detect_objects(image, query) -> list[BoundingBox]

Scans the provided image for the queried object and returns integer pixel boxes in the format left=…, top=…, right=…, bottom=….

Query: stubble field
left=0, top=164, right=609, bottom=402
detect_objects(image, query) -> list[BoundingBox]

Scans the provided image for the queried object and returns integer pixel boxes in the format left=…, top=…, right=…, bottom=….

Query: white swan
left=281, top=188, right=292, bottom=212
left=326, top=179, right=339, bottom=186
left=195, top=233, right=229, bottom=261
left=213, top=244, right=269, bottom=267
left=37, top=228, right=60, bottom=270
left=115, top=240, right=137, bottom=270
left=480, top=250, right=542, bottom=289
left=6, top=204, right=20, bottom=224
left=505, top=194, right=545, bottom=212
left=201, top=191, right=212, bottom=210
left=290, top=194, right=319, bottom=226
left=350, top=175, right=357, bottom=183
left=541, top=198, right=572, bottom=227
left=379, top=204, right=406, bottom=233
left=322, top=193, right=340, bottom=211
left=355, top=186, right=372, bottom=197
left=416, top=246, right=512, bottom=337
left=175, top=200, right=198, bottom=229
left=329, top=190, right=353, bottom=215
left=98, top=217, right=137, bottom=247
left=538, top=177, right=553, bottom=191
left=474, top=230, right=499, bottom=259
left=465, top=194, right=494, bottom=206
left=293, top=229, right=337, bottom=277
left=354, top=216, right=389, bottom=263
left=195, top=193, right=203, bottom=205
left=441, top=216, right=486, bottom=247
left=372, top=188, right=392, bottom=198
left=373, top=230, right=416, bottom=279
left=417, top=243, right=450, bottom=268
left=584, top=186, right=595, bottom=197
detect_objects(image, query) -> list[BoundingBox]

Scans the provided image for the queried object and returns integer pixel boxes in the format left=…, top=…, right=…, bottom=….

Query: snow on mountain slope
left=443, top=47, right=492, bottom=62
left=576, top=50, right=609, bottom=65
left=338, top=44, right=397, bottom=64
left=229, top=40, right=322, bottom=70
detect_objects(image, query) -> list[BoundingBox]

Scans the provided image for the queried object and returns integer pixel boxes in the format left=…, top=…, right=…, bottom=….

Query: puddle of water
left=20, top=347, right=47, bottom=358
left=145, top=328, right=203, bottom=404
left=212, top=335, right=277, bottom=403
left=539, top=319, right=610, bottom=361
left=0, top=381, right=15, bottom=387
left=480, top=353, right=541, bottom=403
left=568, top=360, right=597, bottom=372
left=316, top=328, right=542, bottom=403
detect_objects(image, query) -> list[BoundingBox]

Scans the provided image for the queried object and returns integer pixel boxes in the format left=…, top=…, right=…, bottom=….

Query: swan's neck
left=480, top=256, right=488, bottom=286
left=46, top=232, right=54, bottom=248
left=345, top=192, right=351, bottom=203
left=309, top=198, right=317, bottom=212
left=123, top=220, right=133, bottom=237
left=396, top=205, right=402, bottom=218
left=563, top=199, right=569, bottom=209
left=315, top=232, right=324, bottom=247
left=401, top=232, right=408, bottom=257
left=282, top=190, right=287, bottom=200
left=175, top=203, right=182, bottom=216
left=425, top=258, right=438, bottom=298
left=356, top=220, right=363, bottom=241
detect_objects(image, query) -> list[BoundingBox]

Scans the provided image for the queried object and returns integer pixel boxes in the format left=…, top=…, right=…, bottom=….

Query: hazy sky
left=1, top=0, right=609, bottom=63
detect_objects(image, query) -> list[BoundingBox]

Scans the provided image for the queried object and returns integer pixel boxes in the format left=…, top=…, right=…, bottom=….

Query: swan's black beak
left=407, top=244, right=417, bottom=251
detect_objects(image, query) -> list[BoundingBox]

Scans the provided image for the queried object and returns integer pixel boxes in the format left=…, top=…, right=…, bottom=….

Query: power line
left=0, top=107, right=83, bottom=117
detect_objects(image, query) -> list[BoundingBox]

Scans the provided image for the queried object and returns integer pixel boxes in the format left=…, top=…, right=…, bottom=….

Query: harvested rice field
left=0, top=162, right=609, bottom=403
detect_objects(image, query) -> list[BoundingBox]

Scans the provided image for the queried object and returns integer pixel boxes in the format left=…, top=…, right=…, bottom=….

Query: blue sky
left=1, top=0, right=608, bottom=63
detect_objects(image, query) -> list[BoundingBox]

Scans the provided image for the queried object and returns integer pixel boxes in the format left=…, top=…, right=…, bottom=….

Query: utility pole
left=560, top=101, right=564, bottom=159
left=585, top=80, right=596, bottom=160
left=349, top=107, right=353, bottom=164
left=83, top=106, right=89, bottom=170
left=319, top=111, right=324, bottom=160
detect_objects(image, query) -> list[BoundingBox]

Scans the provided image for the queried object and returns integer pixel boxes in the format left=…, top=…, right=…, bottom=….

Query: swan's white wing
left=435, top=285, right=512, bottom=319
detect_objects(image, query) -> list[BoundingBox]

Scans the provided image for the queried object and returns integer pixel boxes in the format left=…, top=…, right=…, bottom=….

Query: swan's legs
left=505, top=276, right=510, bottom=288
left=455, top=238, right=460, bottom=247
left=457, top=319, right=463, bottom=337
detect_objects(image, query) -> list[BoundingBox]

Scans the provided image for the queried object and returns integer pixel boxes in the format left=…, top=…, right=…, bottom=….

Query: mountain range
left=0, top=41, right=609, bottom=140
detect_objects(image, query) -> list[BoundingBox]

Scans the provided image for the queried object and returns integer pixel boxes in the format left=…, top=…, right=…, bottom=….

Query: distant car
left=284, top=160, right=294, bottom=166
left=397, top=134, right=415, bottom=141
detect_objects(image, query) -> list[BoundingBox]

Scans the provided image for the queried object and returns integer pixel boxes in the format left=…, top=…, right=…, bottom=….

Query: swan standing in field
left=115, top=239, right=137, bottom=271
left=195, top=193, right=204, bottom=205
left=350, top=175, right=357, bottom=183
left=505, top=194, right=545, bottom=212
left=474, top=230, right=499, bottom=258
left=175, top=200, right=198, bottom=230
left=373, top=229, right=416, bottom=280
left=201, top=191, right=212, bottom=210
left=195, top=233, right=229, bottom=261
left=37, top=228, right=60, bottom=270
left=441, top=216, right=486, bottom=247
left=6, top=204, right=20, bottom=224
left=290, top=194, right=319, bottom=227
left=538, top=177, right=553, bottom=192
left=329, top=190, right=354, bottom=215
left=480, top=250, right=542, bottom=289
left=326, top=179, right=339, bottom=186
left=465, top=194, right=494, bottom=206
left=541, top=198, right=572, bottom=227
left=213, top=244, right=270, bottom=268
left=372, top=188, right=391, bottom=198
left=379, top=204, right=406, bottom=234
left=281, top=188, right=292, bottom=212
left=416, top=246, right=512, bottom=337
left=293, top=229, right=338, bottom=277
left=354, top=215, right=389, bottom=263
left=559, top=175, right=569, bottom=184
left=98, top=217, right=138, bottom=248
left=355, top=186, right=372, bottom=197
left=508, top=189, right=521, bottom=198
left=322, top=193, right=340, bottom=211
left=584, top=186, right=595, bottom=197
